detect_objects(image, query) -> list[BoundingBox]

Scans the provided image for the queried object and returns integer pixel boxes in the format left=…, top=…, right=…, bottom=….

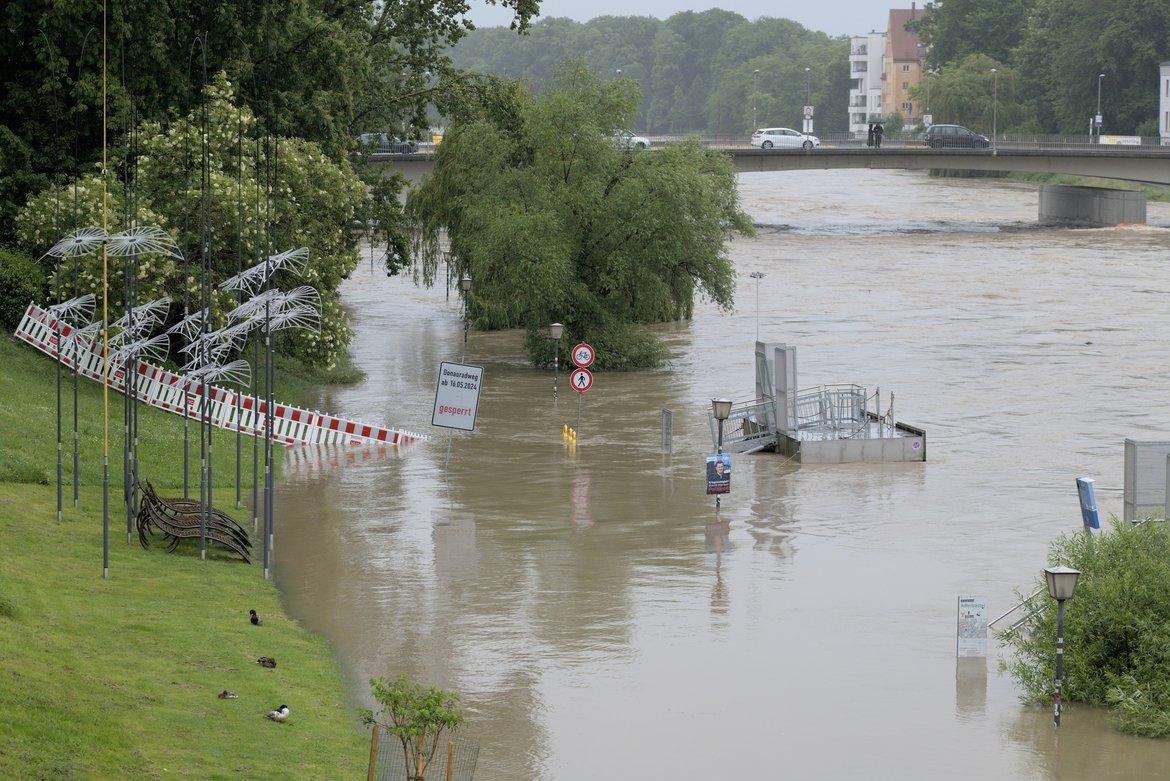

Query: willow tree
left=408, top=64, right=752, bottom=370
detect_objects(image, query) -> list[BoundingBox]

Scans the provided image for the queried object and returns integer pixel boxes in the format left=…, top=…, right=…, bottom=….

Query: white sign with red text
left=431, top=361, right=484, bottom=431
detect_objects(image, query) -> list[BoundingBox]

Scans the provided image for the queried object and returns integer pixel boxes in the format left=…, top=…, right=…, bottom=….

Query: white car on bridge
left=751, top=128, right=820, bottom=150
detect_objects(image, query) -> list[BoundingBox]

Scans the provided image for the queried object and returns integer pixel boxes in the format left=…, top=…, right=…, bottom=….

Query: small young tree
left=360, top=674, right=465, bottom=781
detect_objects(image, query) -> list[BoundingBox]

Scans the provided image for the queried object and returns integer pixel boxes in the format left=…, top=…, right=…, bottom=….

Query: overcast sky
left=468, top=0, right=898, bottom=38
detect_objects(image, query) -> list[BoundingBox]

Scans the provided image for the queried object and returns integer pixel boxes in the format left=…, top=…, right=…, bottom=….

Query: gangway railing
left=791, top=384, right=871, bottom=437
left=708, top=398, right=777, bottom=454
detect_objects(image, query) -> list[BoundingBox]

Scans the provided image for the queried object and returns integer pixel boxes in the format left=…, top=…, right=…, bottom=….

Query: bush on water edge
left=1002, top=519, right=1170, bottom=738
left=0, top=334, right=370, bottom=776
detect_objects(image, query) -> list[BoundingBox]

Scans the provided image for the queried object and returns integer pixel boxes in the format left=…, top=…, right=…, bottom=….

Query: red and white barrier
left=14, top=303, right=425, bottom=447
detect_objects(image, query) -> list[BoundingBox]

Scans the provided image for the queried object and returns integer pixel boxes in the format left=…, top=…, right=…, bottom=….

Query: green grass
left=0, top=336, right=368, bottom=778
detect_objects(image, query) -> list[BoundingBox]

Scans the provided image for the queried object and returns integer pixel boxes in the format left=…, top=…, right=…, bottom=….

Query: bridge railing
left=646, top=132, right=1170, bottom=151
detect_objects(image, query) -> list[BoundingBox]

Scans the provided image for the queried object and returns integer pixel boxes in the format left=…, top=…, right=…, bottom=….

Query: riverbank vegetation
left=1003, top=520, right=1170, bottom=737
left=451, top=11, right=849, bottom=135
left=0, top=334, right=369, bottom=776
left=408, top=64, right=751, bottom=370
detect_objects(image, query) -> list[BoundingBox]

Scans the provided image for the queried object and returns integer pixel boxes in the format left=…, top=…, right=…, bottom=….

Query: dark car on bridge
left=924, top=124, right=990, bottom=149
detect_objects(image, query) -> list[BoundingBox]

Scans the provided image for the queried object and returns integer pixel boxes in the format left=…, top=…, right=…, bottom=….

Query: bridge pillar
left=1039, top=184, right=1146, bottom=227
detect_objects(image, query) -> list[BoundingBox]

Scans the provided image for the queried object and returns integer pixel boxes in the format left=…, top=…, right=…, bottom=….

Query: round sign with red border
left=569, top=367, right=593, bottom=394
left=571, top=342, right=595, bottom=368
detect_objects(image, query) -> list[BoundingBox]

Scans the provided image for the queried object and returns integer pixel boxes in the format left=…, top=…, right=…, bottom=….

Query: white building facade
left=848, top=33, right=887, bottom=137
left=1160, top=62, right=1170, bottom=144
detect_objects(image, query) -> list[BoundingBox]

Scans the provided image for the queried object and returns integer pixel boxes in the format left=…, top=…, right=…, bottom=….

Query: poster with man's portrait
left=705, top=453, right=731, bottom=495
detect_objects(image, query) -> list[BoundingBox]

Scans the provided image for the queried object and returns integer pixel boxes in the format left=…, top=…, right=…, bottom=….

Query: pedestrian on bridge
left=874, top=123, right=884, bottom=148
left=867, top=123, right=875, bottom=147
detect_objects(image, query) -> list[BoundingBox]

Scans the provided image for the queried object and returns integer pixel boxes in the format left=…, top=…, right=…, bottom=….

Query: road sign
left=571, top=341, right=595, bottom=368
left=569, top=367, right=593, bottom=394
left=1094, top=114, right=1103, bottom=127
left=431, top=361, right=483, bottom=431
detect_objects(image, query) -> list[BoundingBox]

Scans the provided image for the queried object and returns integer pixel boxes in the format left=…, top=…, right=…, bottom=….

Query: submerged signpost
left=570, top=341, right=594, bottom=436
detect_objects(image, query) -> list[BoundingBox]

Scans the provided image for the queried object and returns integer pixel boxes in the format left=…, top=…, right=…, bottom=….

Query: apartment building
left=848, top=32, right=886, bottom=135
left=881, top=6, right=926, bottom=126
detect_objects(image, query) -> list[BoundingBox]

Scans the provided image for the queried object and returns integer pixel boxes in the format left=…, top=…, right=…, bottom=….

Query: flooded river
left=276, top=170, right=1170, bottom=779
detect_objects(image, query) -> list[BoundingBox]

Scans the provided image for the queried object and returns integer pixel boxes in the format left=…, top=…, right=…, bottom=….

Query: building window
left=902, top=82, right=909, bottom=90
left=902, top=102, right=913, bottom=113
left=902, top=64, right=910, bottom=72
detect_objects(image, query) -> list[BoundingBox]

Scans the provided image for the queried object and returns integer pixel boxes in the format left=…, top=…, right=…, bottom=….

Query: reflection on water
left=274, top=169, right=1170, bottom=778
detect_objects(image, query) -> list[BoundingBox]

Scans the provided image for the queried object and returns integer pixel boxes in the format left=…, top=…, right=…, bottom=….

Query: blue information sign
left=1076, top=476, right=1100, bottom=533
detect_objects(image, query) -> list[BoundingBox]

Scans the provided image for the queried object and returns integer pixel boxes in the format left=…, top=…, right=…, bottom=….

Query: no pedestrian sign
left=431, top=361, right=483, bottom=432
left=570, top=367, right=593, bottom=394
left=571, top=342, right=595, bottom=368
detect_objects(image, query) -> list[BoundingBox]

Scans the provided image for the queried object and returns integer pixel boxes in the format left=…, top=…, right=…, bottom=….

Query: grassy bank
left=0, top=336, right=368, bottom=778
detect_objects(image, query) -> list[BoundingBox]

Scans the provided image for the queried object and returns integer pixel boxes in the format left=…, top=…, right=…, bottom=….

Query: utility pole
left=1096, top=73, right=1105, bottom=142
left=990, top=68, right=998, bottom=149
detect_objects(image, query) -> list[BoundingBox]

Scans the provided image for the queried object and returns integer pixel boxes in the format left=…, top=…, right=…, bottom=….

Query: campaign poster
left=705, top=453, right=731, bottom=495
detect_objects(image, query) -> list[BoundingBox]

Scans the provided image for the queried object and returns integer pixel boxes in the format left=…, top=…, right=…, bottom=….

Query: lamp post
left=804, top=66, right=812, bottom=133
left=1096, top=73, right=1105, bottom=141
left=749, top=271, right=765, bottom=342
left=1044, top=566, right=1081, bottom=728
left=711, top=398, right=732, bottom=510
left=549, top=322, right=563, bottom=401
left=752, top=69, right=760, bottom=130
left=460, top=274, right=471, bottom=361
left=990, top=68, right=998, bottom=149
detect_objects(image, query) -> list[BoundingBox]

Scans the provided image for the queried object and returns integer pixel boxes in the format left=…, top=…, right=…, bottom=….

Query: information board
left=431, top=361, right=484, bottom=432
left=956, top=596, right=989, bottom=658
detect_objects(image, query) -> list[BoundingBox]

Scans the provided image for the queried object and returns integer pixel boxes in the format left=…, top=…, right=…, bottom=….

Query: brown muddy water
left=275, top=170, right=1170, bottom=779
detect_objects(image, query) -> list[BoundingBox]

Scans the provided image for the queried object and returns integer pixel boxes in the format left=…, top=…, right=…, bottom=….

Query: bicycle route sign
left=569, top=367, right=593, bottom=394
left=571, top=342, right=595, bottom=368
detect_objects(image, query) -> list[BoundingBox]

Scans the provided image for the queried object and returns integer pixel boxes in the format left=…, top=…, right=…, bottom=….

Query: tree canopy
left=916, top=0, right=1170, bottom=134
left=0, top=0, right=539, bottom=242
left=407, top=64, right=752, bottom=370
left=450, top=11, right=850, bottom=136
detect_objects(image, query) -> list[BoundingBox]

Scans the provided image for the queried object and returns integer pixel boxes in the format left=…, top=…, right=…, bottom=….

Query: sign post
left=1076, top=477, right=1100, bottom=535
left=570, top=342, right=595, bottom=436
left=431, top=361, right=484, bottom=432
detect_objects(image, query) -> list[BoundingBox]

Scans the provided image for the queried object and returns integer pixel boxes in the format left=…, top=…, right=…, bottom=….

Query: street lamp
left=749, top=271, right=765, bottom=341
left=711, top=398, right=732, bottom=510
left=549, top=322, right=564, bottom=401
left=1096, top=73, right=1105, bottom=140
left=460, top=274, right=471, bottom=359
left=616, top=69, right=622, bottom=79
left=1044, top=566, right=1081, bottom=728
left=752, top=69, right=760, bottom=130
left=990, top=68, right=998, bottom=149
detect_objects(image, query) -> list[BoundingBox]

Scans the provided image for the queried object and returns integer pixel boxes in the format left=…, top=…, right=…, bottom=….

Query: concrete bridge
left=371, top=144, right=1170, bottom=225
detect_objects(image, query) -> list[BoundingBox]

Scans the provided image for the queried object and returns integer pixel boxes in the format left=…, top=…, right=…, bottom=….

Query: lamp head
left=1044, top=566, right=1081, bottom=601
left=711, top=397, right=733, bottom=421
left=549, top=322, right=564, bottom=341
left=459, top=275, right=472, bottom=292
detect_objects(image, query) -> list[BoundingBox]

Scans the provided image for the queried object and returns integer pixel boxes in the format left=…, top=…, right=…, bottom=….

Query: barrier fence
left=15, top=302, right=425, bottom=448
left=368, top=725, right=479, bottom=781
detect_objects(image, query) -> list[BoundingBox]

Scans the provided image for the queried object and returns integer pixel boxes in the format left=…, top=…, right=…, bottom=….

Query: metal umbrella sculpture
left=43, top=229, right=106, bottom=521
left=220, top=249, right=320, bottom=578
left=46, top=292, right=96, bottom=521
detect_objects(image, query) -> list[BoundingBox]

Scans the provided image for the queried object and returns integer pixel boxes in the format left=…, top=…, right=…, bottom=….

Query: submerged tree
left=1003, top=519, right=1170, bottom=737
left=360, top=674, right=465, bottom=781
left=408, top=63, right=752, bottom=370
